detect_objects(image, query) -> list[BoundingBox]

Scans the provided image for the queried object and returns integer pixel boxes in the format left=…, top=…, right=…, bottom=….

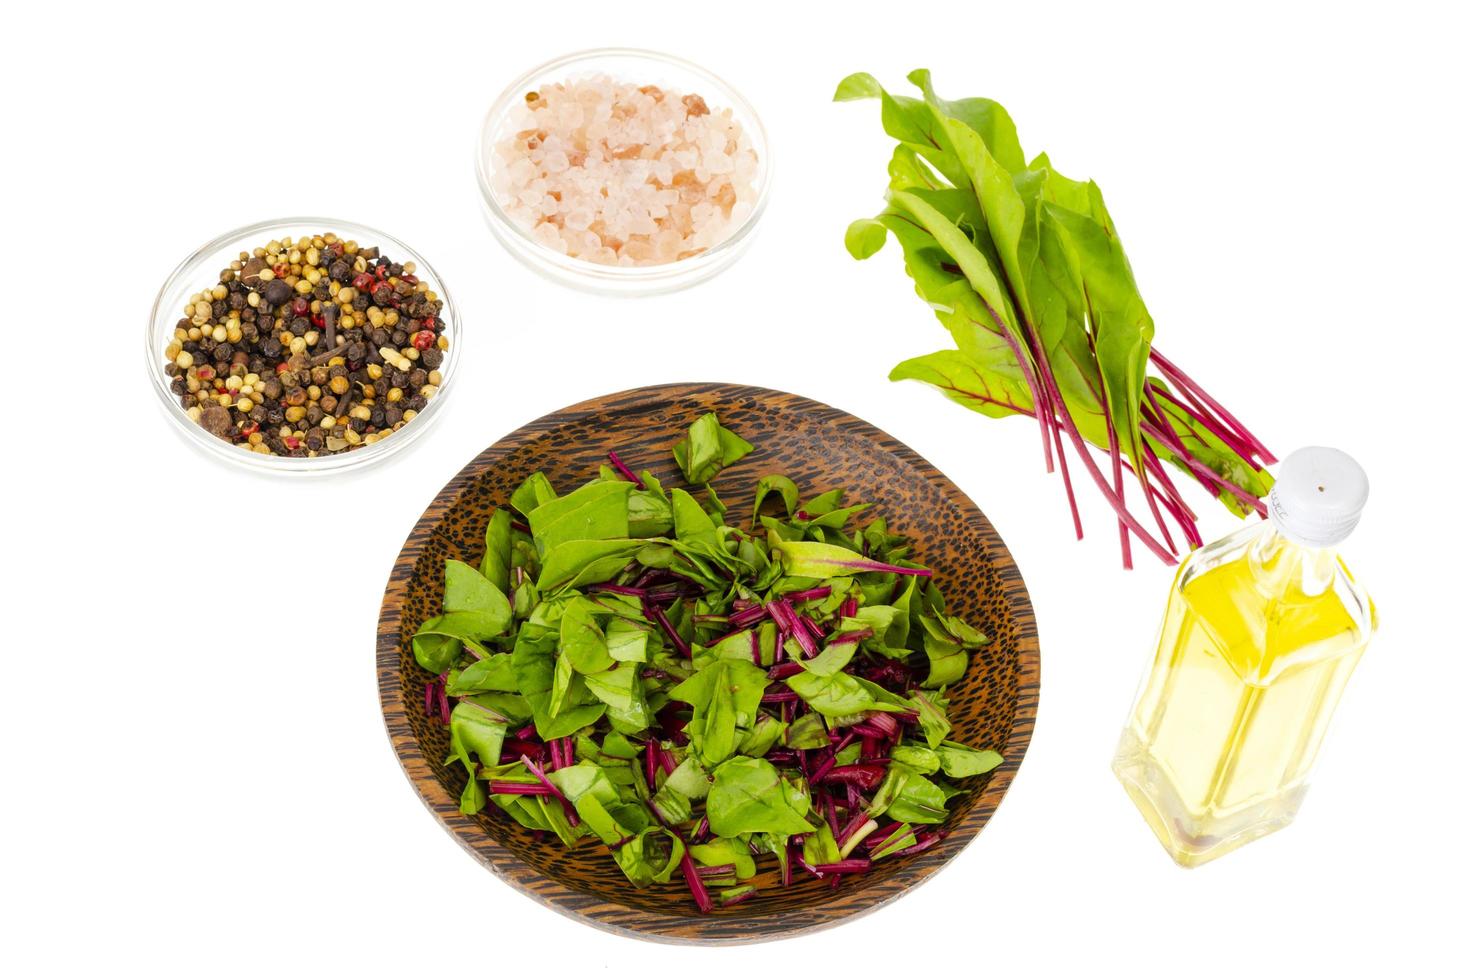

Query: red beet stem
left=518, top=755, right=580, bottom=827
left=606, top=450, right=642, bottom=483
left=785, top=585, right=833, bottom=603
left=678, top=850, right=714, bottom=914
left=898, top=831, right=943, bottom=855
left=649, top=603, right=690, bottom=657
left=484, top=781, right=553, bottom=796
left=813, top=859, right=872, bottom=874
left=817, top=764, right=886, bottom=790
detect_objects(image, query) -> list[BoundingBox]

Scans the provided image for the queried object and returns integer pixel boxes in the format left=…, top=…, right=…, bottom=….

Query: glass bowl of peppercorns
left=148, top=217, right=461, bottom=474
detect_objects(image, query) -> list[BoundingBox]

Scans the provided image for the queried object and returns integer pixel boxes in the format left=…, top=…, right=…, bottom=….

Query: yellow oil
left=1113, top=526, right=1374, bottom=867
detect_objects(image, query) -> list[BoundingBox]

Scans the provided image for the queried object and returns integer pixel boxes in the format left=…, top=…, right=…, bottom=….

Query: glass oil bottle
left=1113, top=447, right=1376, bottom=867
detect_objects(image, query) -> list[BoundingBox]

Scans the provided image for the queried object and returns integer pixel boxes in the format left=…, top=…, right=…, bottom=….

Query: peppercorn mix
left=163, top=232, right=449, bottom=457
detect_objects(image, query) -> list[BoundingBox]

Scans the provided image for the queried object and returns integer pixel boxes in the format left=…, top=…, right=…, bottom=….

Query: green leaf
left=802, top=820, right=841, bottom=866
left=627, top=489, right=674, bottom=538
left=671, top=659, right=768, bottom=767
left=448, top=701, right=507, bottom=798
left=868, top=822, right=919, bottom=859
left=885, top=187, right=1020, bottom=344
left=845, top=218, right=888, bottom=260
left=782, top=712, right=831, bottom=750
left=786, top=670, right=875, bottom=717
left=910, top=690, right=952, bottom=748
left=663, top=757, right=712, bottom=800
left=412, top=612, right=503, bottom=672
left=772, top=537, right=925, bottom=579
left=907, top=68, right=1026, bottom=175
left=445, top=655, right=520, bottom=695
left=443, top=560, right=512, bottom=630
left=613, top=828, right=684, bottom=886
left=459, top=776, right=486, bottom=815
left=936, top=741, right=1004, bottom=778
left=890, top=348, right=1034, bottom=419
left=922, top=632, right=968, bottom=687
left=884, top=770, right=949, bottom=824
left=751, top=475, right=800, bottom=524
left=707, top=757, right=816, bottom=837
left=1043, top=195, right=1153, bottom=470
left=560, top=598, right=614, bottom=675
left=605, top=618, right=651, bottom=664
left=833, top=71, right=970, bottom=187
left=479, top=509, right=514, bottom=593
left=672, top=413, right=754, bottom=485
left=583, top=661, right=638, bottom=712
left=532, top=697, right=606, bottom=741
left=688, top=839, right=756, bottom=880
left=601, top=731, right=641, bottom=760
left=670, top=488, right=716, bottom=542
left=890, top=743, right=941, bottom=775
left=798, top=638, right=859, bottom=677
left=461, top=691, right=530, bottom=723
left=411, top=633, right=460, bottom=675
left=833, top=71, right=883, bottom=102
left=536, top=539, right=647, bottom=593
left=510, top=471, right=557, bottom=518
left=734, top=714, right=784, bottom=757
left=529, top=480, right=633, bottom=556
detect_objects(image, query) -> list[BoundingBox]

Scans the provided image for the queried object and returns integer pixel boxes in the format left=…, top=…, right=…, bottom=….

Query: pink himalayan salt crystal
left=491, top=76, right=760, bottom=266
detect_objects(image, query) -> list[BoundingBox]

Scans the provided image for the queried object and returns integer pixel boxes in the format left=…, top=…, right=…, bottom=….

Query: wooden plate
left=378, top=383, right=1039, bottom=944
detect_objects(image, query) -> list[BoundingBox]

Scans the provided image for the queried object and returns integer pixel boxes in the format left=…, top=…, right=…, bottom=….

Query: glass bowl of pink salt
left=475, top=49, right=771, bottom=296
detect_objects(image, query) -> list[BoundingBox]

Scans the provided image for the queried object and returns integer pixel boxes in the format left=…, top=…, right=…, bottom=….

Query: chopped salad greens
left=414, top=413, right=1003, bottom=912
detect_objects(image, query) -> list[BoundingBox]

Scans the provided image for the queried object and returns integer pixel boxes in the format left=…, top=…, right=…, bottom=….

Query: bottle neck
left=1248, top=522, right=1339, bottom=599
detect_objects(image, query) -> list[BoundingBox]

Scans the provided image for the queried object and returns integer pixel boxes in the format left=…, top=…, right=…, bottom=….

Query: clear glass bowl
left=474, top=48, right=772, bottom=296
left=146, top=217, right=462, bottom=476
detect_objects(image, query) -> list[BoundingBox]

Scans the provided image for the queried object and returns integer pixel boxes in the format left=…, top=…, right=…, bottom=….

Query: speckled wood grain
left=378, top=383, right=1039, bottom=944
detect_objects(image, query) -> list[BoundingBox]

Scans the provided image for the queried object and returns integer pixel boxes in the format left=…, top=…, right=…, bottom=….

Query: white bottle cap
left=1267, top=447, right=1368, bottom=548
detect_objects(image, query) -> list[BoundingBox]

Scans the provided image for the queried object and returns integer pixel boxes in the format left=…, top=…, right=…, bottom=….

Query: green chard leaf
left=672, top=413, right=754, bottom=485
left=479, top=509, right=514, bottom=593
left=936, top=741, right=1004, bottom=778
left=707, top=757, right=816, bottom=837
left=528, top=479, right=633, bottom=556
left=510, top=471, right=557, bottom=518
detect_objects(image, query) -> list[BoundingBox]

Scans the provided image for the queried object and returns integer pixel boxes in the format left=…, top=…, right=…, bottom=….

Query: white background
left=5, top=2, right=1476, bottom=976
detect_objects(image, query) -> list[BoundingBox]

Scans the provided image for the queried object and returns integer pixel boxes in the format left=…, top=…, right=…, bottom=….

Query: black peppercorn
left=262, top=279, right=293, bottom=306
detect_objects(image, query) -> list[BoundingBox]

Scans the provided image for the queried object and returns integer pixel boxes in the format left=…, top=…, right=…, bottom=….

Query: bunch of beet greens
left=413, top=413, right=1002, bottom=912
left=839, top=71, right=1276, bottom=567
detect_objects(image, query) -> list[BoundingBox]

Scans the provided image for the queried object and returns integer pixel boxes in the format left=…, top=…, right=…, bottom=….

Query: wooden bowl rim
left=377, top=382, right=1039, bottom=944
